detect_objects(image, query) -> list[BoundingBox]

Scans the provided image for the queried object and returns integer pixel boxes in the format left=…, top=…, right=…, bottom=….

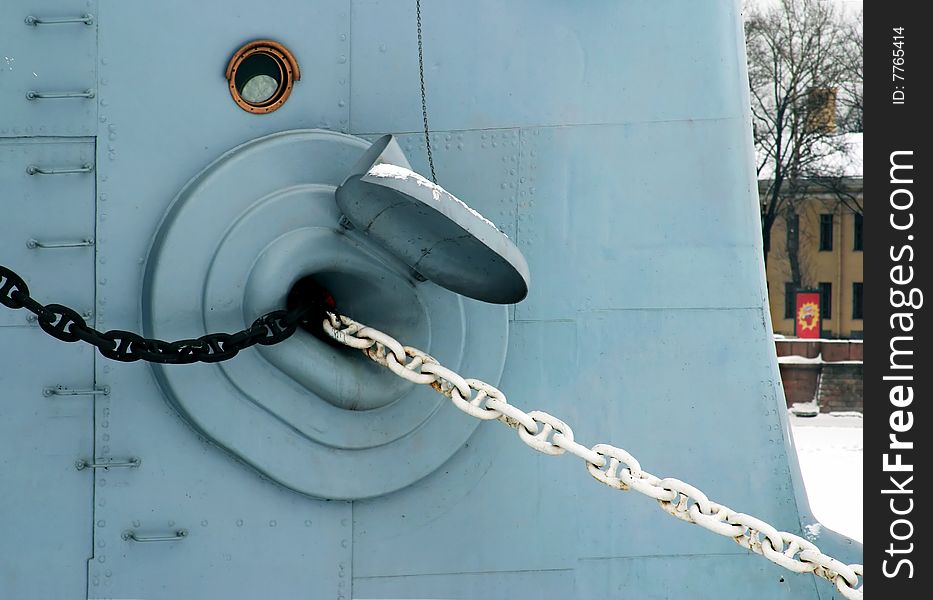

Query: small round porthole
left=225, top=40, right=300, bottom=114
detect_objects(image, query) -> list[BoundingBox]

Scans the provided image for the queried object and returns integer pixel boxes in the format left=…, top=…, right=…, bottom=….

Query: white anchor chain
left=323, top=312, right=864, bottom=600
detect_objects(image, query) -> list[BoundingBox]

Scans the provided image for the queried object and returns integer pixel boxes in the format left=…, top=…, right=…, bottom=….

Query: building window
left=818, top=282, right=832, bottom=319
left=819, top=214, right=833, bottom=251
left=853, top=213, right=863, bottom=251
left=784, top=283, right=796, bottom=319
left=852, top=282, right=863, bottom=319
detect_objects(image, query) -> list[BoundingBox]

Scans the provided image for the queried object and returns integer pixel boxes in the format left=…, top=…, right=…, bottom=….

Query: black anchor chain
left=0, top=264, right=328, bottom=365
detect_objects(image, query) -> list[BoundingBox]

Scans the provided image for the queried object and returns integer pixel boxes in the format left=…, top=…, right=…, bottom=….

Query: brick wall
left=776, top=339, right=863, bottom=413
left=816, top=364, right=863, bottom=413
left=779, top=364, right=821, bottom=406
left=775, top=339, right=863, bottom=361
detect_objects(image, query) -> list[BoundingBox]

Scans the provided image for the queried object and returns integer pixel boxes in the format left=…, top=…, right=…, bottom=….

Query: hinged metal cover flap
left=336, top=135, right=530, bottom=304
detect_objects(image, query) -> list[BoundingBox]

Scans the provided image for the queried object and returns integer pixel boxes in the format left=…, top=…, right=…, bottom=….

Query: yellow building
left=763, top=177, right=863, bottom=338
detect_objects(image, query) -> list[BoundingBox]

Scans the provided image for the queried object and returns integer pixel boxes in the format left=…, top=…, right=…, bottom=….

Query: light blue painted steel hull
left=0, top=1, right=860, bottom=598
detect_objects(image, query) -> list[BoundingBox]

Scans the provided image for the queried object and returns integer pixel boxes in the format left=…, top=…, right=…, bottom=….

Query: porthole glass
left=226, top=40, right=300, bottom=114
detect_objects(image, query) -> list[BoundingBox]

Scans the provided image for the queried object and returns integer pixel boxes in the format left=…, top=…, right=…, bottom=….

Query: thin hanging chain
left=322, top=311, right=864, bottom=600
left=0, top=265, right=328, bottom=364
left=416, top=0, right=437, bottom=183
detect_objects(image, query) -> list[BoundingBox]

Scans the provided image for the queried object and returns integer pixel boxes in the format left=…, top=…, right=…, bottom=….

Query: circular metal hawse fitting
left=142, top=130, right=509, bottom=499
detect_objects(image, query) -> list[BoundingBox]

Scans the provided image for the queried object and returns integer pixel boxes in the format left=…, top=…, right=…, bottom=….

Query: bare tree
left=837, top=9, right=864, bottom=134
left=745, top=0, right=861, bottom=279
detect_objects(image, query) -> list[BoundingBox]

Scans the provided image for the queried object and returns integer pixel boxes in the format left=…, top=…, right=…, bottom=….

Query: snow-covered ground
left=791, top=413, right=863, bottom=543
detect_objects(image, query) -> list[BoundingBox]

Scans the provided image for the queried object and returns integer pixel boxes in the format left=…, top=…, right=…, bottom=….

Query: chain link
left=322, top=311, right=864, bottom=600
left=1, top=265, right=324, bottom=364
left=2, top=260, right=864, bottom=597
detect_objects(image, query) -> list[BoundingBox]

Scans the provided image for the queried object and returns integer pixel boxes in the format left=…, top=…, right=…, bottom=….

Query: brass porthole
left=225, top=40, right=300, bottom=114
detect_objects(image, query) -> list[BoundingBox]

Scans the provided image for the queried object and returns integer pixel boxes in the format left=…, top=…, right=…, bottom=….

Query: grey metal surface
left=337, top=135, right=530, bottom=304
left=142, top=129, right=509, bottom=499
left=0, top=0, right=860, bottom=599
left=0, top=331, right=94, bottom=599
left=0, top=0, right=98, bottom=136
left=0, top=138, right=96, bottom=327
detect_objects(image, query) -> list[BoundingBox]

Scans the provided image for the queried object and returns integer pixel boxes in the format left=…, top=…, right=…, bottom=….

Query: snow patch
left=804, top=522, right=823, bottom=541
left=778, top=353, right=863, bottom=365
left=779, top=353, right=824, bottom=365
left=366, top=163, right=504, bottom=235
left=793, top=417, right=863, bottom=543
left=829, top=411, right=863, bottom=419
left=368, top=163, right=443, bottom=200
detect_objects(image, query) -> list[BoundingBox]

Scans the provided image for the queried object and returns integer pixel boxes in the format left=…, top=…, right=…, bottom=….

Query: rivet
left=341, top=539, right=348, bottom=548
left=97, top=520, right=105, bottom=528
left=338, top=55, right=347, bottom=64
left=97, top=540, right=106, bottom=548
left=201, top=520, right=208, bottom=527
left=236, top=519, right=244, bottom=527
left=269, top=520, right=277, bottom=527
left=97, top=555, right=105, bottom=563
left=304, top=520, right=312, bottom=527
left=379, top=43, right=387, bottom=52
left=132, top=520, right=140, bottom=527
left=105, top=569, right=112, bottom=577
left=98, top=479, right=106, bottom=487
left=340, top=518, right=349, bottom=527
